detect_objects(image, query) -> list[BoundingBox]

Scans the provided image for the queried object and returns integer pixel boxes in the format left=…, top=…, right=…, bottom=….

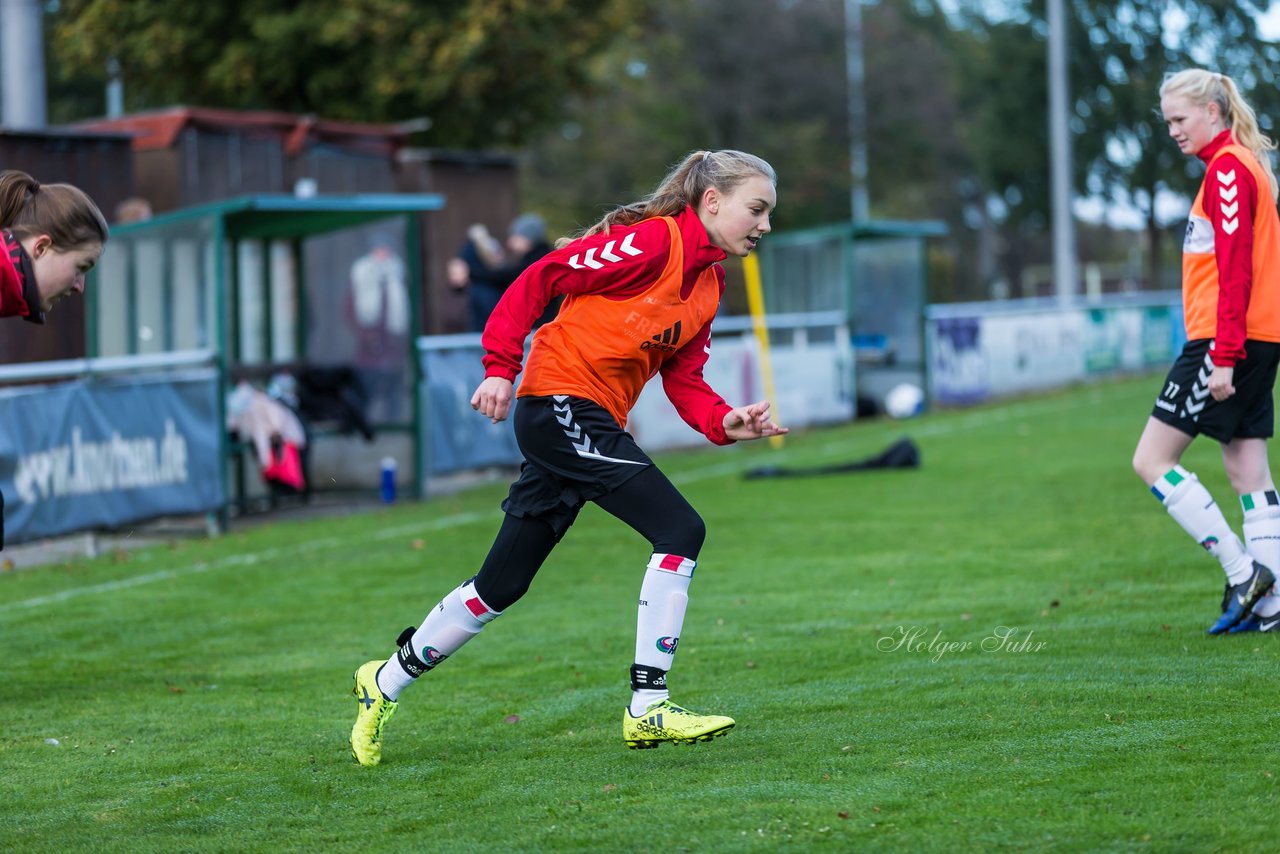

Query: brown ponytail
left=0, top=170, right=109, bottom=249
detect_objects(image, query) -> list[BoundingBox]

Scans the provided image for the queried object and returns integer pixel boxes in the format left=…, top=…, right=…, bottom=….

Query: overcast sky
left=1258, top=3, right=1280, bottom=38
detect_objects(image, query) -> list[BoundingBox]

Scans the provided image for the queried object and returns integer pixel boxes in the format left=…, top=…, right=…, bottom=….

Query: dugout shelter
left=756, top=219, right=947, bottom=414
left=86, top=192, right=446, bottom=524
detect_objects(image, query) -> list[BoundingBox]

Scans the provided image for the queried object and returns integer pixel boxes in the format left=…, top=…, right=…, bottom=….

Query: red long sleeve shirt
left=1197, top=131, right=1258, bottom=366
left=481, top=205, right=735, bottom=443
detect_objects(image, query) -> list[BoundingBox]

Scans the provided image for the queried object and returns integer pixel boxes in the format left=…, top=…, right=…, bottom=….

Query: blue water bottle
left=380, top=457, right=397, bottom=504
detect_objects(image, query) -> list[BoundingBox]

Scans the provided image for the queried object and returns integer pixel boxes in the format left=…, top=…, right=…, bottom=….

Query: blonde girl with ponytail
left=1161, top=69, right=1278, bottom=197
left=350, top=150, right=785, bottom=764
left=1133, top=70, right=1280, bottom=634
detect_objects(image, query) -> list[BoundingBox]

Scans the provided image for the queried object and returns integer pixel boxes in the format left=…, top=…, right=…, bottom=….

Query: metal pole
left=106, top=58, right=124, bottom=119
left=844, top=0, right=870, bottom=223
left=0, top=0, right=48, bottom=128
left=1048, top=0, right=1078, bottom=302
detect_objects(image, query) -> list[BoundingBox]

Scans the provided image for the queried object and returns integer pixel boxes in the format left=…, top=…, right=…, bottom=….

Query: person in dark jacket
left=448, top=214, right=557, bottom=332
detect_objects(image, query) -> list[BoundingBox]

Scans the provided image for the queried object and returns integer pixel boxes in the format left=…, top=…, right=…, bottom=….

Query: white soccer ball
left=884, top=383, right=925, bottom=419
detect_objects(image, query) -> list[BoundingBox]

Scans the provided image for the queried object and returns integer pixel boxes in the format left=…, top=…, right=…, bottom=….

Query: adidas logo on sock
left=640, top=321, right=682, bottom=352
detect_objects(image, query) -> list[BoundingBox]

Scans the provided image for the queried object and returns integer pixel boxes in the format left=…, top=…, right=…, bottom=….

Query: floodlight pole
left=106, top=58, right=124, bottom=118
left=1048, top=0, right=1078, bottom=302
left=0, top=0, right=47, bottom=128
left=845, top=0, right=870, bottom=223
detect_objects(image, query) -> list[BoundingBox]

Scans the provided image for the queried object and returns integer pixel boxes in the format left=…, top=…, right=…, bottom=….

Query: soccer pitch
left=2, top=374, right=1275, bottom=852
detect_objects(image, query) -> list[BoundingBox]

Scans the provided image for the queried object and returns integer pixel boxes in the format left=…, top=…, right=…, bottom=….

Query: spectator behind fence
left=502, top=214, right=557, bottom=326
left=0, top=169, right=110, bottom=550
left=113, top=196, right=153, bottom=225
left=447, top=222, right=506, bottom=332
left=345, top=234, right=410, bottom=423
left=448, top=214, right=557, bottom=332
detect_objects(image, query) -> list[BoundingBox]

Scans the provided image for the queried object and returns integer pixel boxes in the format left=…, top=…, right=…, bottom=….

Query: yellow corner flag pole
left=742, top=252, right=784, bottom=448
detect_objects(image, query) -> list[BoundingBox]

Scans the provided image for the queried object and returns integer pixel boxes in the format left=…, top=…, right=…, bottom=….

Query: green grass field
left=2, top=374, right=1276, bottom=852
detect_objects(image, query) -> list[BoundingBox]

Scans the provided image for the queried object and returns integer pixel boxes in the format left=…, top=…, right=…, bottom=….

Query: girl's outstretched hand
left=723, top=400, right=789, bottom=441
left=472, top=376, right=515, bottom=423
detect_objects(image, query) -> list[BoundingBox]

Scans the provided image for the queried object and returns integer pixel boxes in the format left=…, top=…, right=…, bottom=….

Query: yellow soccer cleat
left=622, top=699, right=735, bottom=749
left=350, top=660, right=398, bottom=766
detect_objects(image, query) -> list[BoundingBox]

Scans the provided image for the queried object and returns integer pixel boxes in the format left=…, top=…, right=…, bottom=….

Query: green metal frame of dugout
left=86, top=193, right=446, bottom=525
left=756, top=218, right=947, bottom=411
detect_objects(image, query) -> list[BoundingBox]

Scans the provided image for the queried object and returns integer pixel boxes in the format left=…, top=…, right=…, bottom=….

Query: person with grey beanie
left=452, top=213, right=556, bottom=331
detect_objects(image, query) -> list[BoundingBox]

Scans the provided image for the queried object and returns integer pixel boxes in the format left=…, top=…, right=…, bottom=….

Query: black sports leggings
left=472, top=464, right=706, bottom=612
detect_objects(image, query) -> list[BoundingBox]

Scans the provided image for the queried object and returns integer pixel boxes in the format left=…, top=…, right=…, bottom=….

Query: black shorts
left=1151, top=338, right=1280, bottom=442
left=501, top=395, right=653, bottom=538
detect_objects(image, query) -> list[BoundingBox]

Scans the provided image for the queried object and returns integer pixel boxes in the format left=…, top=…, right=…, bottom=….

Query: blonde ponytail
left=1161, top=69, right=1279, bottom=199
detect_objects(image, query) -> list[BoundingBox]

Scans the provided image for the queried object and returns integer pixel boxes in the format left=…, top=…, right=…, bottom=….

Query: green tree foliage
left=934, top=0, right=1280, bottom=296
left=523, top=0, right=964, bottom=234
left=47, top=0, right=1280, bottom=300
left=1073, top=0, right=1280, bottom=286
left=49, top=0, right=649, bottom=147
left=863, top=1, right=972, bottom=222
left=521, top=0, right=851, bottom=235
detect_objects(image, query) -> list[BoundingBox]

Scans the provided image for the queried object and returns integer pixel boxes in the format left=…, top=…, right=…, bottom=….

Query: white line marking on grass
left=0, top=543, right=339, bottom=613
left=0, top=511, right=496, bottom=614
left=370, top=511, right=496, bottom=541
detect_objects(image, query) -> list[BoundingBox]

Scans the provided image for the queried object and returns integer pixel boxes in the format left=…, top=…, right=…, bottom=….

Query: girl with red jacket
left=351, top=150, right=784, bottom=765
left=1133, top=70, right=1280, bottom=634
left=0, top=170, right=109, bottom=551
left=0, top=170, right=108, bottom=324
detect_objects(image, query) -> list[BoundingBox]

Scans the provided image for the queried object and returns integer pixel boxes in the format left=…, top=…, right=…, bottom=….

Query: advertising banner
left=0, top=370, right=223, bottom=545
left=927, top=296, right=1183, bottom=405
left=418, top=346, right=523, bottom=475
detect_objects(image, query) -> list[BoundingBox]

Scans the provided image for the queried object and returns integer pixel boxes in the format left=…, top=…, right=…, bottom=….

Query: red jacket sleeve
left=480, top=220, right=670, bottom=381
left=1204, top=152, right=1257, bottom=367
left=0, top=246, right=31, bottom=319
left=659, top=301, right=734, bottom=445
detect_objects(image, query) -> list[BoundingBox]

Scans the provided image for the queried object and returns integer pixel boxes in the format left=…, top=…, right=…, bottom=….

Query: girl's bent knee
left=666, top=513, right=706, bottom=558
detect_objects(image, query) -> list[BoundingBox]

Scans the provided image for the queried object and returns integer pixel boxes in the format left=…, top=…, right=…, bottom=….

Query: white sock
left=1154, top=467, right=1254, bottom=584
left=629, top=553, right=694, bottom=716
left=1242, top=489, right=1280, bottom=616
left=376, top=578, right=501, bottom=701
